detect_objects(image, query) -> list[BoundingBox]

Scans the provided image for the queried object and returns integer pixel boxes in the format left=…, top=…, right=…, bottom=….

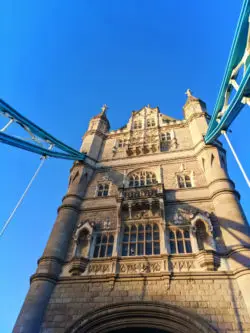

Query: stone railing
left=84, top=255, right=198, bottom=276
left=120, top=184, right=163, bottom=201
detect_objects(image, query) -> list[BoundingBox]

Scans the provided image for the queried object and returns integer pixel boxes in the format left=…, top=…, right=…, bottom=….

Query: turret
left=183, top=89, right=209, bottom=146
left=80, top=104, right=110, bottom=160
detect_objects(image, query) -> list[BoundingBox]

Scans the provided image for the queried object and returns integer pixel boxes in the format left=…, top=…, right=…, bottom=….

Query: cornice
left=30, top=273, right=58, bottom=284
left=57, top=204, right=81, bottom=214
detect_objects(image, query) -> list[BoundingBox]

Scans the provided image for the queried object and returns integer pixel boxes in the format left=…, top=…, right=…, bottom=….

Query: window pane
left=154, top=242, right=160, bottom=255
left=153, top=232, right=159, bottom=241
left=96, top=235, right=101, bottom=244
left=131, top=225, right=137, bottom=233
left=176, top=230, right=182, bottom=239
left=185, top=240, right=192, bottom=253
left=138, top=230, right=144, bottom=241
left=109, top=235, right=114, bottom=243
left=130, top=243, right=136, bottom=256
left=184, top=230, right=190, bottom=238
left=123, top=233, right=129, bottom=242
left=138, top=224, right=144, bottom=232
left=103, top=190, right=109, bottom=196
left=138, top=243, right=144, bottom=255
left=153, top=224, right=159, bottom=232
left=170, top=241, right=176, bottom=254
left=177, top=240, right=184, bottom=253
left=102, top=235, right=107, bottom=243
left=122, top=243, right=128, bottom=256
left=146, top=231, right=152, bottom=241
left=97, top=191, right=103, bottom=197
left=169, top=231, right=175, bottom=239
left=98, top=184, right=103, bottom=190
left=129, top=178, right=134, bottom=187
left=146, top=242, right=152, bottom=255
left=124, top=226, right=129, bottom=233
left=107, top=245, right=113, bottom=256
left=93, top=245, right=100, bottom=258
left=185, top=176, right=192, bottom=188
left=131, top=232, right=136, bottom=242
left=100, top=245, right=106, bottom=257
left=178, top=176, right=185, bottom=188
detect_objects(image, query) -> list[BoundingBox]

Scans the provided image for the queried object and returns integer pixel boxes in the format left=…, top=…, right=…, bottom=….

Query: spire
left=183, top=89, right=207, bottom=119
left=101, top=104, right=108, bottom=115
left=92, top=104, right=109, bottom=121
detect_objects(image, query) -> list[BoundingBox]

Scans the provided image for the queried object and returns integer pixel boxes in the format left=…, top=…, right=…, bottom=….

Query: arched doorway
left=113, top=329, right=168, bottom=333
left=66, top=302, right=217, bottom=333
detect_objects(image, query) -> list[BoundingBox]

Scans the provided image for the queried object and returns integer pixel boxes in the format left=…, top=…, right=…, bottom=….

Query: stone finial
left=101, top=104, right=108, bottom=113
left=185, top=89, right=193, bottom=97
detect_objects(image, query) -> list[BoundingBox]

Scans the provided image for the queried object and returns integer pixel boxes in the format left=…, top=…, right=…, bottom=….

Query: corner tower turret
left=80, top=104, right=110, bottom=160
left=183, top=89, right=209, bottom=146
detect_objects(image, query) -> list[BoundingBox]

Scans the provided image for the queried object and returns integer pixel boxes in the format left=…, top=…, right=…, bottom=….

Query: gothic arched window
left=97, top=183, right=110, bottom=197
left=76, top=229, right=90, bottom=258
left=134, top=120, right=142, bottom=129
left=195, top=220, right=207, bottom=251
left=93, top=233, right=114, bottom=258
left=118, top=139, right=125, bottom=148
left=161, top=132, right=171, bottom=142
left=169, top=228, right=192, bottom=254
left=147, top=118, right=156, bottom=127
left=177, top=175, right=192, bottom=188
left=128, top=171, right=157, bottom=187
left=122, top=223, right=160, bottom=256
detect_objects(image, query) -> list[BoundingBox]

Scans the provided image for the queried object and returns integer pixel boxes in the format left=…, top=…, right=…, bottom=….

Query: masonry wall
left=41, top=276, right=250, bottom=333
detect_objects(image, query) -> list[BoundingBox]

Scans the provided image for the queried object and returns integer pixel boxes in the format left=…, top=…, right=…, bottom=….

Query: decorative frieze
left=88, top=263, right=112, bottom=275
left=119, top=261, right=162, bottom=274
left=170, top=259, right=196, bottom=272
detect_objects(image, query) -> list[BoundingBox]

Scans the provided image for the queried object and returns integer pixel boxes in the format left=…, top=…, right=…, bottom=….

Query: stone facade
left=14, top=95, right=250, bottom=333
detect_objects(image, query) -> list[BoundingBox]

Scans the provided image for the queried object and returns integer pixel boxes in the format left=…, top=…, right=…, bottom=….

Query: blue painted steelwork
left=205, top=0, right=250, bottom=143
left=0, top=99, right=85, bottom=161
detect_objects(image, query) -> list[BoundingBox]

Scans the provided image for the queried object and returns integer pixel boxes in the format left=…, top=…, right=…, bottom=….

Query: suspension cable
left=0, top=156, right=47, bottom=237
left=222, top=130, right=250, bottom=187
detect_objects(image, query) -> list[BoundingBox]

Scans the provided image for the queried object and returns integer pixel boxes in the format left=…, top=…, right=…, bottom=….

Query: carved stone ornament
left=103, top=218, right=111, bottom=230
left=69, top=257, right=89, bottom=276
left=120, top=262, right=161, bottom=274
left=173, top=214, right=184, bottom=225
left=88, top=263, right=111, bottom=275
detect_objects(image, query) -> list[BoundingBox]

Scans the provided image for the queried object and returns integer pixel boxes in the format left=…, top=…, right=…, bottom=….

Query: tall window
left=169, top=228, right=192, bottom=254
left=76, top=230, right=90, bottom=258
left=129, top=171, right=157, bottom=187
left=196, top=220, right=207, bottom=251
left=93, top=233, right=114, bottom=258
left=134, top=121, right=142, bottom=129
left=122, top=223, right=160, bottom=256
left=147, top=118, right=156, bottom=127
left=97, top=183, right=110, bottom=197
left=161, top=132, right=171, bottom=143
left=177, top=175, right=192, bottom=188
left=118, top=139, right=125, bottom=148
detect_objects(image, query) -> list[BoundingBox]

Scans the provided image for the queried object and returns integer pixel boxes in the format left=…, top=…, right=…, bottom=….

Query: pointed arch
left=65, top=301, right=217, bottom=333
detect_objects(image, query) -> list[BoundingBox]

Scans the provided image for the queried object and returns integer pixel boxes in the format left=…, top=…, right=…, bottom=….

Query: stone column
left=203, top=149, right=250, bottom=249
left=13, top=164, right=93, bottom=333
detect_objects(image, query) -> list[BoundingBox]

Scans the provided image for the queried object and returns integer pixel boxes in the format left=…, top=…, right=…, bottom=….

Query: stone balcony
left=119, top=184, right=164, bottom=202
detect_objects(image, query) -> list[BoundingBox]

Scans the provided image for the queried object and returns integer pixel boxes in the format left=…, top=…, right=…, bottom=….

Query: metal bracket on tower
left=205, top=0, right=250, bottom=144
left=0, top=99, right=86, bottom=161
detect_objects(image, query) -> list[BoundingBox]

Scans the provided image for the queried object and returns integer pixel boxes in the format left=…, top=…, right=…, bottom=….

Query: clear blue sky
left=0, top=1, right=249, bottom=331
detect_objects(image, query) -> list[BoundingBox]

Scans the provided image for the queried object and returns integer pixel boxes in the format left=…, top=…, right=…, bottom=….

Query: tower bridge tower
left=14, top=94, right=250, bottom=333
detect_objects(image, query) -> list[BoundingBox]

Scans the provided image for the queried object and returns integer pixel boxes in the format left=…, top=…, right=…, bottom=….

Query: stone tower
left=14, top=94, right=250, bottom=333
